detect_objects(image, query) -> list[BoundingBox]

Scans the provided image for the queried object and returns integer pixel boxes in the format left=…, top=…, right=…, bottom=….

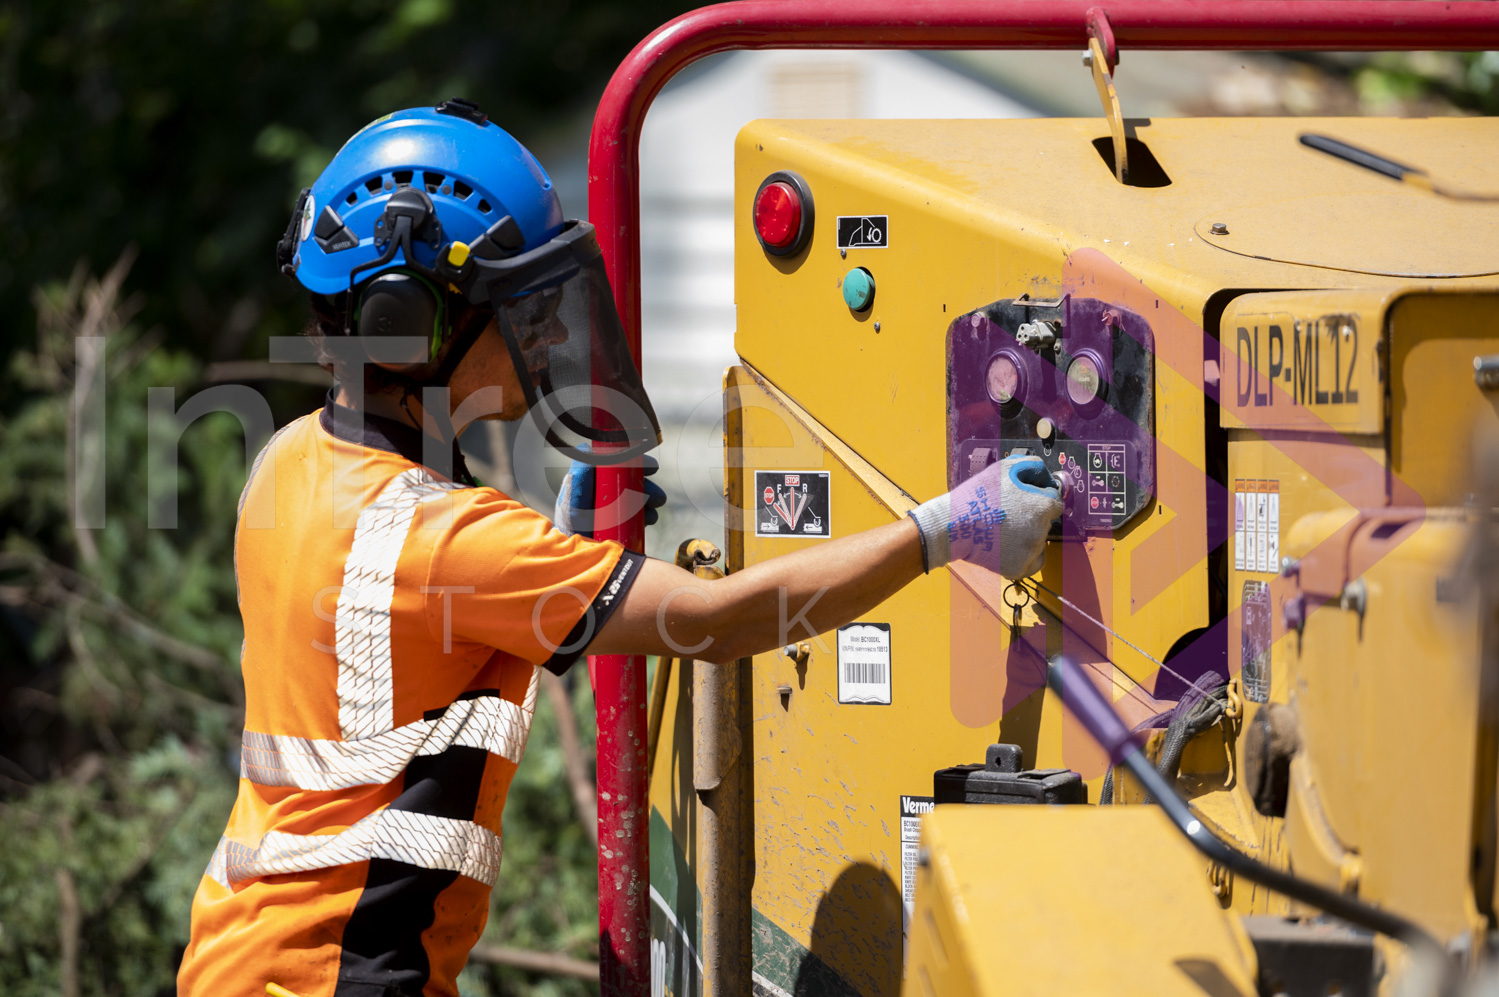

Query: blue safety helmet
left=276, top=99, right=659, bottom=462
left=286, top=101, right=564, bottom=293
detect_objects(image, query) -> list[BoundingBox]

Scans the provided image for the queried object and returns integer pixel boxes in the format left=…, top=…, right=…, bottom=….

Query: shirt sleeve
left=419, top=486, right=646, bottom=674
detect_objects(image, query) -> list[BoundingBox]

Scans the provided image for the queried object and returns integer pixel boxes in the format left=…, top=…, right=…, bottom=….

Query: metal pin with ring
left=1003, top=581, right=1032, bottom=645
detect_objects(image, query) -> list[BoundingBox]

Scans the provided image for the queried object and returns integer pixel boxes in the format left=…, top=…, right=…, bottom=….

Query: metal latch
left=1083, top=8, right=1127, bottom=184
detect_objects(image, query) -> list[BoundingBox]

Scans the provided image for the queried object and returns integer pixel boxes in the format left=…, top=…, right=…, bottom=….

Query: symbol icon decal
left=754, top=471, right=832, bottom=538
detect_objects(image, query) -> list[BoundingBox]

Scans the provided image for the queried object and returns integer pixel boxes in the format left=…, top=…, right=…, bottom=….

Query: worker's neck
left=332, top=382, right=472, bottom=440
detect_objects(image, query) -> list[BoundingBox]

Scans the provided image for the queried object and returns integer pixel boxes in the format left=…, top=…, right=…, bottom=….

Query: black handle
left=1299, top=133, right=1420, bottom=182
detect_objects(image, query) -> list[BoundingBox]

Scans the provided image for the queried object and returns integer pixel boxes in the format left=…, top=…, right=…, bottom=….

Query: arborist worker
left=177, top=99, right=1062, bottom=997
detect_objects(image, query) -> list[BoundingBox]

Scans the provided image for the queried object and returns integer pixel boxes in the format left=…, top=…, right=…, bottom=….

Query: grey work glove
left=907, top=454, right=1063, bottom=578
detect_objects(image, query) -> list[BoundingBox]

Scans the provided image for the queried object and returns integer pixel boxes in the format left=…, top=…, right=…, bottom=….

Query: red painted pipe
left=586, top=2, right=1499, bottom=993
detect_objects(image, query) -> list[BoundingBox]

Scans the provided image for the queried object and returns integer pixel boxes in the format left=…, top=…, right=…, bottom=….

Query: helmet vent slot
left=452, top=179, right=474, bottom=200
left=365, top=177, right=385, bottom=195
left=393, top=170, right=414, bottom=188
left=424, top=172, right=446, bottom=194
left=345, top=192, right=359, bottom=206
left=477, top=198, right=492, bottom=214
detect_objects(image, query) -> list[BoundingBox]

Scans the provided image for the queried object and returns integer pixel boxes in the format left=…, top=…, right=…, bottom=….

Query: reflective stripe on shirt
left=205, top=808, right=503, bottom=888
left=337, top=468, right=463, bottom=740
left=239, top=681, right=537, bottom=791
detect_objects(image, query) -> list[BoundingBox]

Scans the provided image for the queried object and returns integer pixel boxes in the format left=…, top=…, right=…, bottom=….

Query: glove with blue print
left=554, top=453, right=668, bottom=538
left=907, top=454, right=1062, bottom=578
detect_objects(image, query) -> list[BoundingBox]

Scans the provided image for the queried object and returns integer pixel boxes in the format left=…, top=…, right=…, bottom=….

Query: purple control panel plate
left=946, top=295, right=1155, bottom=534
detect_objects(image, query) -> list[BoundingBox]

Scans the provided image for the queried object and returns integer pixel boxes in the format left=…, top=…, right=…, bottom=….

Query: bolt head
left=1210, top=222, right=1229, bottom=236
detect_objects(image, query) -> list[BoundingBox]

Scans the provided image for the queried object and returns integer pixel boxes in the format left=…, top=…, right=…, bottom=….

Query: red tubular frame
left=585, top=2, right=1499, bottom=993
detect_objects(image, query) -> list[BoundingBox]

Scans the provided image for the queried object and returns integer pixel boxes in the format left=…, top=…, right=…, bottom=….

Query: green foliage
left=0, top=741, right=236, bottom=997
left=1351, top=51, right=1499, bottom=115
left=0, top=260, right=246, bottom=994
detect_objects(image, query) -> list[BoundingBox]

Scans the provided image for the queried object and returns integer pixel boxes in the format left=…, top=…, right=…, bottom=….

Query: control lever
left=1046, top=655, right=1448, bottom=989
left=1052, top=466, right=1079, bottom=509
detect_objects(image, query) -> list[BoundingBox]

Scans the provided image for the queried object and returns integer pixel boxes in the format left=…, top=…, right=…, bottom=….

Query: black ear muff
left=357, top=272, right=443, bottom=372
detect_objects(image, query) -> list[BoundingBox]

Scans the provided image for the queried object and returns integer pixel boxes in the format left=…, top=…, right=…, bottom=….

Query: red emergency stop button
left=752, top=171, right=815, bottom=257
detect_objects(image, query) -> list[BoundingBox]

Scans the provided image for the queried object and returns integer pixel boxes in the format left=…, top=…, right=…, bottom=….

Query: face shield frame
left=455, top=220, right=656, bottom=464
left=433, top=218, right=662, bottom=465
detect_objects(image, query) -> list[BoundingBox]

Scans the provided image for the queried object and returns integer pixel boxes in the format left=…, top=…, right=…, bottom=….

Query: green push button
left=842, top=267, right=875, bottom=312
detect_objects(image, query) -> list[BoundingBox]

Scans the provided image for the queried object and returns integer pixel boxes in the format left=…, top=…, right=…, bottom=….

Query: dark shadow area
left=997, top=683, right=1045, bottom=764
left=794, top=862, right=901, bottom=997
left=1175, top=957, right=1250, bottom=997
left=1093, top=136, right=1173, bottom=188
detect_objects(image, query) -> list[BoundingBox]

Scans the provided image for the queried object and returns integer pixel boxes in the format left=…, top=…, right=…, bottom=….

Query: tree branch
left=467, top=944, right=600, bottom=981
left=56, top=813, right=81, bottom=997
left=203, top=360, right=332, bottom=386
left=542, top=671, right=597, bottom=849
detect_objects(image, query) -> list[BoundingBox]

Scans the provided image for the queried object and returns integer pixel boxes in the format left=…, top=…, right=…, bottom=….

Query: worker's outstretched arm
left=585, top=455, right=1061, bottom=665
left=587, top=518, right=924, bottom=664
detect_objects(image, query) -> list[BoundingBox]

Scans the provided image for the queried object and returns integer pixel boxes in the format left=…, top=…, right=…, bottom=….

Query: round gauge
left=986, top=354, right=1021, bottom=406
left=1066, top=354, right=1105, bottom=406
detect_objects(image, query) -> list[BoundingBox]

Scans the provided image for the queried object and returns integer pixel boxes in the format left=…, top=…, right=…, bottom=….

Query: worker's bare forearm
left=586, top=518, right=925, bottom=664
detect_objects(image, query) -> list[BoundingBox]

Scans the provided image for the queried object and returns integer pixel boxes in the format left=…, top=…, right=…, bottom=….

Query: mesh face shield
left=461, top=221, right=660, bottom=464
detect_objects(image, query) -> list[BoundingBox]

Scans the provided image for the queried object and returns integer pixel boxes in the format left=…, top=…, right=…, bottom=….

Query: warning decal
left=899, top=794, right=934, bottom=959
left=837, top=623, right=892, bottom=705
left=754, top=470, right=831, bottom=538
left=1233, top=479, right=1280, bottom=574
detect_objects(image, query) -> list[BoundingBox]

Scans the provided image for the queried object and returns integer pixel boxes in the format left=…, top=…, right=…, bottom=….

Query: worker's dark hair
left=303, top=291, right=494, bottom=393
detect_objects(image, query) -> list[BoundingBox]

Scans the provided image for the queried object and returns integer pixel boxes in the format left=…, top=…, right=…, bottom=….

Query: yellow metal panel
left=736, top=118, right=1499, bottom=499
left=726, top=365, right=1000, bottom=995
left=902, top=806, right=1258, bottom=997
left=1194, top=192, right=1499, bottom=278
left=1388, top=292, right=1499, bottom=507
left=1285, top=515, right=1485, bottom=942
left=648, top=643, right=701, bottom=870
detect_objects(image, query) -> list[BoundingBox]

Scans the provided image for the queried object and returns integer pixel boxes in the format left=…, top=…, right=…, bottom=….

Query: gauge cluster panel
left=947, top=296, right=1155, bottom=534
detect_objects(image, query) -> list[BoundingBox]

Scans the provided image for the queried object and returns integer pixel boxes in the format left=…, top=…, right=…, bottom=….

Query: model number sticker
left=836, top=215, right=888, bottom=249
left=1233, top=317, right=1361, bottom=409
left=837, top=623, right=891, bottom=705
left=754, top=470, right=830, bottom=538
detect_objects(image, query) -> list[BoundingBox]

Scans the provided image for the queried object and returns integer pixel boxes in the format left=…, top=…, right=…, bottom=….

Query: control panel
left=947, top=295, right=1155, bottom=534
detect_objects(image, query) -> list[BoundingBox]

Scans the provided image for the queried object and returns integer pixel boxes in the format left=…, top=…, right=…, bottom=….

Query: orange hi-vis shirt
left=179, top=397, right=642, bottom=997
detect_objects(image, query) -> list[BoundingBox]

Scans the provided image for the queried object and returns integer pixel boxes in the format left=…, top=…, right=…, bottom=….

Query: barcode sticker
left=837, top=623, right=892, bottom=705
